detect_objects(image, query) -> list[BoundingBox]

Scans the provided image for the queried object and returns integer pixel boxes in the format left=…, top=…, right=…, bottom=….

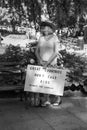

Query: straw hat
left=40, top=20, right=56, bottom=32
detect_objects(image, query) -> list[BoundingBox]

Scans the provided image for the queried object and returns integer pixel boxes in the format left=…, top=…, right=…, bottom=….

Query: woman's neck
left=44, top=33, right=54, bottom=41
left=43, top=32, right=53, bottom=36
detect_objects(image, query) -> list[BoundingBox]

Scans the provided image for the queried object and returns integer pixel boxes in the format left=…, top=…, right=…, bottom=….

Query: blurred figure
left=36, top=21, right=62, bottom=107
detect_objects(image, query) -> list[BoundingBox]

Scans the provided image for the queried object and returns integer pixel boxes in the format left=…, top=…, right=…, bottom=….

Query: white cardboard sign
left=24, top=65, right=66, bottom=96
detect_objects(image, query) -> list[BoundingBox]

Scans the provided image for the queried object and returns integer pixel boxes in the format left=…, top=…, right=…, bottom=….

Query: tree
left=0, top=0, right=42, bottom=32
left=42, top=0, right=87, bottom=28
left=1, top=0, right=87, bottom=30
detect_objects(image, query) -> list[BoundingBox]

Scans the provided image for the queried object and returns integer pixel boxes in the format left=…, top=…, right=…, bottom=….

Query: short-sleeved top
left=38, top=34, right=60, bottom=65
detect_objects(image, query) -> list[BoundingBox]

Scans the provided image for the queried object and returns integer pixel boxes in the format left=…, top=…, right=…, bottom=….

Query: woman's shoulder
left=52, top=33, right=58, bottom=38
left=52, top=34, right=60, bottom=41
left=38, top=35, right=44, bottom=41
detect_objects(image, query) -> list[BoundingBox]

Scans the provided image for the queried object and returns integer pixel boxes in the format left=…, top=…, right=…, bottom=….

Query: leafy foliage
left=0, top=45, right=23, bottom=62
left=0, top=0, right=41, bottom=31
left=60, top=49, right=87, bottom=83
left=0, top=0, right=87, bottom=30
left=0, top=44, right=87, bottom=95
left=0, top=44, right=87, bottom=84
left=0, top=44, right=37, bottom=65
left=0, top=45, right=37, bottom=86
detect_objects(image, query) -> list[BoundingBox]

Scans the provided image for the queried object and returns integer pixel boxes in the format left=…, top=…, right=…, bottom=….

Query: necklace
left=45, top=34, right=53, bottom=41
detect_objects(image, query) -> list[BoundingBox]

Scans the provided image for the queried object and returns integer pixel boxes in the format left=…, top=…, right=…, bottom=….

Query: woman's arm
left=35, top=40, right=44, bottom=65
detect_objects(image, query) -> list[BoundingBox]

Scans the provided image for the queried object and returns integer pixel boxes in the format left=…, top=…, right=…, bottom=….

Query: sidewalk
left=0, top=96, right=87, bottom=130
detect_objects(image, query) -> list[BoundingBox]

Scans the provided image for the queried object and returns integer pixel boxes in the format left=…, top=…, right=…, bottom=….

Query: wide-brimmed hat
left=40, top=20, right=56, bottom=31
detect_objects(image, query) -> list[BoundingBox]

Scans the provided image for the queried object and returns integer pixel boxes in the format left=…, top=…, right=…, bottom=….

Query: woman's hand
left=43, top=62, right=48, bottom=69
left=39, top=60, right=46, bottom=66
left=39, top=60, right=48, bottom=68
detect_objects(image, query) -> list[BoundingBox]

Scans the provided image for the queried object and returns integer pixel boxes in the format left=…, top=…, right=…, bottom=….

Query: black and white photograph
left=0, top=0, right=87, bottom=130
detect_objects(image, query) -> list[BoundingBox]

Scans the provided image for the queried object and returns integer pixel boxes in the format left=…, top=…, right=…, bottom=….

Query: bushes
left=1, top=45, right=87, bottom=84
left=0, top=44, right=87, bottom=93
left=60, top=49, right=87, bottom=83
left=0, top=44, right=37, bottom=65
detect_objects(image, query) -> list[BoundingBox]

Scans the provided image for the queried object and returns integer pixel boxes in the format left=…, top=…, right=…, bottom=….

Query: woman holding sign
left=36, top=20, right=62, bottom=107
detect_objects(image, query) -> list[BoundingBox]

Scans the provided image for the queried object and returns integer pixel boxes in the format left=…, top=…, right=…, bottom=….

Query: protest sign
left=24, top=65, right=66, bottom=96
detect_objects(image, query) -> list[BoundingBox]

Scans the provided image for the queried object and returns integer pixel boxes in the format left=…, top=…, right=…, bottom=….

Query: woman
left=35, top=21, right=62, bottom=106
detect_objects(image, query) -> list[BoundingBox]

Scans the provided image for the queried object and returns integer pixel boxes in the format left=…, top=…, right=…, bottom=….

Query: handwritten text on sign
left=24, top=65, right=66, bottom=96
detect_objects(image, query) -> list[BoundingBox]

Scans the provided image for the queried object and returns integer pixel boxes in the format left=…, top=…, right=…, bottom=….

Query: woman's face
left=41, top=26, right=53, bottom=36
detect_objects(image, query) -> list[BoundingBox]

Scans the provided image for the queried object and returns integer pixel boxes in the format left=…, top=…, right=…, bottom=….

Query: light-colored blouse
left=38, top=34, right=60, bottom=65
